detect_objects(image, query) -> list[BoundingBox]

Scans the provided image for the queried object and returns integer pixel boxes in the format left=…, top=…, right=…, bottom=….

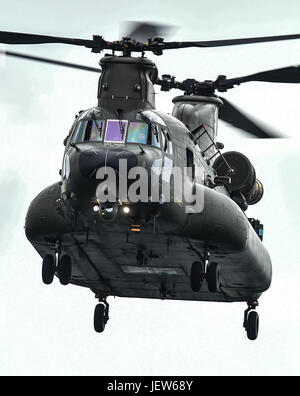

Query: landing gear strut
left=243, top=300, right=259, bottom=341
left=94, top=298, right=110, bottom=333
left=190, top=251, right=220, bottom=293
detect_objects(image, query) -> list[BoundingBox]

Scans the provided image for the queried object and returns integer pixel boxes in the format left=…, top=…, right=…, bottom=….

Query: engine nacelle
left=213, top=151, right=264, bottom=205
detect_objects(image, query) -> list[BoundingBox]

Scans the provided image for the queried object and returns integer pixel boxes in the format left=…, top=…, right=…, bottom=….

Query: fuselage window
left=62, top=153, right=70, bottom=180
left=72, top=120, right=105, bottom=143
left=166, top=132, right=173, bottom=156
left=186, top=148, right=195, bottom=180
left=105, top=120, right=128, bottom=143
left=161, top=129, right=168, bottom=152
left=127, top=122, right=149, bottom=144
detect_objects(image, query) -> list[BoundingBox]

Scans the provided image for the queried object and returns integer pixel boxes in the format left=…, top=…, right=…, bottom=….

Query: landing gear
left=94, top=300, right=109, bottom=333
left=243, top=301, right=259, bottom=340
left=206, top=262, right=220, bottom=293
left=190, top=261, right=205, bottom=292
left=57, top=255, right=72, bottom=286
left=42, top=255, right=56, bottom=285
left=190, top=253, right=220, bottom=293
left=41, top=251, right=72, bottom=286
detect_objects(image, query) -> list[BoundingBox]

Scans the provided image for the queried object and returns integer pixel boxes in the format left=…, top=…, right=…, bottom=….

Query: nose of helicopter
left=79, top=147, right=139, bottom=178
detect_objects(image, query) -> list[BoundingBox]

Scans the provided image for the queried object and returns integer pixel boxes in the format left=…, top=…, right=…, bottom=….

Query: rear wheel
left=206, top=262, right=220, bottom=293
left=57, top=255, right=72, bottom=286
left=246, top=311, right=259, bottom=341
left=94, top=304, right=107, bottom=333
left=42, top=255, right=56, bottom=285
left=190, top=261, right=204, bottom=292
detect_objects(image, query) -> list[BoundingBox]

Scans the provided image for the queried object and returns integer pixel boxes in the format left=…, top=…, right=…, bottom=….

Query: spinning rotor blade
left=218, top=97, right=282, bottom=139
left=0, top=49, right=101, bottom=73
left=121, top=21, right=177, bottom=42
left=216, top=65, right=300, bottom=90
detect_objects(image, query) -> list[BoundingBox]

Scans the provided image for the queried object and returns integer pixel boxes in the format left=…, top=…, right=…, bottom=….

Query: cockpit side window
left=151, top=124, right=161, bottom=148
left=161, top=127, right=174, bottom=155
left=72, top=120, right=104, bottom=143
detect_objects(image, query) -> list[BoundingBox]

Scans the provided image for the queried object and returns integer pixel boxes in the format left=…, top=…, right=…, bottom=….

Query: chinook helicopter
left=1, top=23, right=300, bottom=340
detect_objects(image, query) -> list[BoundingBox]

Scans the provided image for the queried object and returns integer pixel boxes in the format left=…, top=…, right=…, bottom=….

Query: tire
left=247, top=311, right=259, bottom=341
left=206, top=262, right=220, bottom=293
left=190, top=261, right=204, bottom=292
left=57, top=255, right=72, bottom=286
left=42, top=255, right=56, bottom=285
left=94, top=304, right=106, bottom=333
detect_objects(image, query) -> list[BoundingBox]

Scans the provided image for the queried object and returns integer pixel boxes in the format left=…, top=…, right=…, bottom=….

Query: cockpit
left=70, top=109, right=173, bottom=155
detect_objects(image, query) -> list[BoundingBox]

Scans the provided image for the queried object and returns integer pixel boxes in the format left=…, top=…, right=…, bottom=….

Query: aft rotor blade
left=217, top=65, right=300, bottom=90
left=0, top=30, right=95, bottom=48
left=0, top=49, right=101, bottom=73
left=164, top=33, right=300, bottom=49
left=218, top=97, right=282, bottom=138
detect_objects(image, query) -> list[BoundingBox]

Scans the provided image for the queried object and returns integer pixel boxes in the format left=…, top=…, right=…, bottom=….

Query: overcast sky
left=1, top=0, right=300, bottom=376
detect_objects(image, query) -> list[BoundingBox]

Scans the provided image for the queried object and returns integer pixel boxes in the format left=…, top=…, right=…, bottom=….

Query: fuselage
left=25, top=105, right=272, bottom=303
left=25, top=54, right=272, bottom=305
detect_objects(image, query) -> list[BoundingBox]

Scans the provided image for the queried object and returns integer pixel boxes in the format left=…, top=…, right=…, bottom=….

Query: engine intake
left=213, top=151, right=264, bottom=205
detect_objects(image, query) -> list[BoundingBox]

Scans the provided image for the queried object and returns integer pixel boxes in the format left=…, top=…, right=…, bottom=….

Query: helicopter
left=1, top=23, right=300, bottom=341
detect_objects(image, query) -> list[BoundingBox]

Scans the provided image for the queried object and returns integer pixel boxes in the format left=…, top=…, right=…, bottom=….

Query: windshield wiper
left=119, top=120, right=126, bottom=138
left=91, top=113, right=103, bottom=139
left=138, top=111, right=157, bottom=135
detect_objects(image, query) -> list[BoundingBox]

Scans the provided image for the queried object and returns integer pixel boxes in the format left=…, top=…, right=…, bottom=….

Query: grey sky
left=0, top=174, right=25, bottom=253
left=1, top=0, right=300, bottom=376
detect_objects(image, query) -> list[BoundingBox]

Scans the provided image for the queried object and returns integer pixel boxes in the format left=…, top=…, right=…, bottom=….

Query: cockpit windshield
left=73, top=120, right=104, bottom=143
left=71, top=117, right=171, bottom=153
left=127, top=122, right=149, bottom=144
left=105, top=120, right=128, bottom=143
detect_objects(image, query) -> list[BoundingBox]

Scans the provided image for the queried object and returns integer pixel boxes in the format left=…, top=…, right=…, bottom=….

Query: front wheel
left=190, top=261, right=204, bottom=292
left=57, top=255, right=72, bottom=286
left=42, top=255, right=56, bottom=285
left=206, top=262, right=220, bottom=293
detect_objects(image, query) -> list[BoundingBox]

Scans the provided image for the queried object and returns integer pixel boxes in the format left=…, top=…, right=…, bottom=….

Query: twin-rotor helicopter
left=1, top=23, right=300, bottom=340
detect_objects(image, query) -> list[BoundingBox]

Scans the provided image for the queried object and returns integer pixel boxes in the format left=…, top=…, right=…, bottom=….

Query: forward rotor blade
left=2, top=30, right=300, bottom=56
left=0, top=49, right=101, bottom=73
left=218, top=65, right=300, bottom=90
left=218, top=97, right=282, bottom=138
left=164, top=33, right=300, bottom=49
left=0, top=30, right=95, bottom=48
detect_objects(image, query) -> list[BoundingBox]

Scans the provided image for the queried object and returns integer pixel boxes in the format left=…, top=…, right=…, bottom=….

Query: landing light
left=93, top=205, right=100, bottom=212
left=123, top=206, right=130, bottom=214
